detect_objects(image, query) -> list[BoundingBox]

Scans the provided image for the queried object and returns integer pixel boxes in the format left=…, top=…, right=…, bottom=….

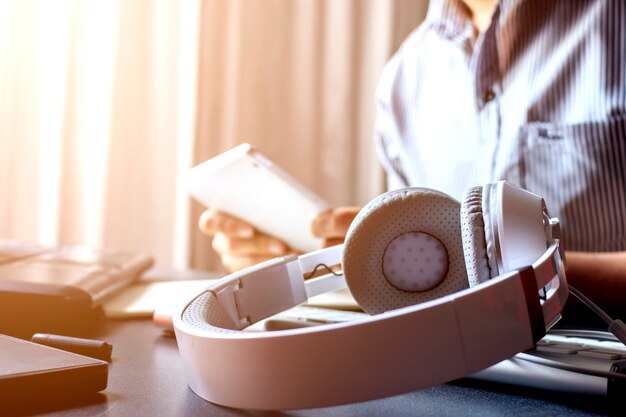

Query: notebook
left=0, top=333, right=108, bottom=402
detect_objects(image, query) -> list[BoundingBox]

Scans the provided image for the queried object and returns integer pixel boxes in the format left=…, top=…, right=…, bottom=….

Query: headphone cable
left=515, top=352, right=626, bottom=382
left=514, top=286, right=626, bottom=384
left=567, top=285, right=626, bottom=346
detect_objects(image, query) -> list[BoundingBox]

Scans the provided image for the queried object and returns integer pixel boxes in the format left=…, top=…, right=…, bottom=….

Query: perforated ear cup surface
left=343, top=188, right=469, bottom=314
left=460, top=186, right=492, bottom=286
left=181, top=291, right=239, bottom=334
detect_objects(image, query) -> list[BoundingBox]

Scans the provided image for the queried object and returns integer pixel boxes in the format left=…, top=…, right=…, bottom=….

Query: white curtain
left=0, top=0, right=427, bottom=272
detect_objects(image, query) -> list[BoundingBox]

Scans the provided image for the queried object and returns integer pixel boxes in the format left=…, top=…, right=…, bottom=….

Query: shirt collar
left=425, top=0, right=477, bottom=49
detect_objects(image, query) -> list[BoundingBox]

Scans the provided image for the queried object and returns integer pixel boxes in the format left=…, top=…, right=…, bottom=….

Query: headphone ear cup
left=343, top=188, right=469, bottom=315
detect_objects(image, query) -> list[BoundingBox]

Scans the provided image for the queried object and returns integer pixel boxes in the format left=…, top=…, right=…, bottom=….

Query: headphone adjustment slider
left=219, top=255, right=307, bottom=328
left=547, top=217, right=566, bottom=267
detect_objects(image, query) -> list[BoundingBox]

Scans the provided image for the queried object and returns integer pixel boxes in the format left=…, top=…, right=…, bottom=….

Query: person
left=199, top=0, right=626, bottom=319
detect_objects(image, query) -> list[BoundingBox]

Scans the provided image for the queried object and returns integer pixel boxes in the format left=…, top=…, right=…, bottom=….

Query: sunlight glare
left=38, top=0, right=70, bottom=245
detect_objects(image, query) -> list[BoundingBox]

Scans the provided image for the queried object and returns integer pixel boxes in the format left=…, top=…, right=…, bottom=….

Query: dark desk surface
left=3, top=318, right=621, bottom=417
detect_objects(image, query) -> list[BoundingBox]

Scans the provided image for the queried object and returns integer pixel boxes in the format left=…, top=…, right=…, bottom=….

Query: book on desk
left=0, top=239, right=153, bottom=337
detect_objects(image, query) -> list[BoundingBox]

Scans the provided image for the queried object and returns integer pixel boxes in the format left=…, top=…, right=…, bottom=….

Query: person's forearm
left=563, top=251, right=626, bottom=319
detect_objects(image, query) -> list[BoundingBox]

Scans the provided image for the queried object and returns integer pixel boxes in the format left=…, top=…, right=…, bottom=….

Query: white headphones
left=173, top=181, right=568, bottom=410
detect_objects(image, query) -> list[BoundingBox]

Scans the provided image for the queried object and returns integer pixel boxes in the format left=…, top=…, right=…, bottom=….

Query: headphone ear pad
left=461, top=186, right=498, bottom=286
left=460, top=186, right=492, bottom=286
left=343, top=188, right=469, bottom=314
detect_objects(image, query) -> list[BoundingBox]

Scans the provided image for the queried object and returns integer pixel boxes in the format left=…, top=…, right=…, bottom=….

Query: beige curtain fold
left=0, top=0, right=200, bottom=267
left=191, top=0, right=427, bottom=270
left=0, top=0, right=427, bottom=272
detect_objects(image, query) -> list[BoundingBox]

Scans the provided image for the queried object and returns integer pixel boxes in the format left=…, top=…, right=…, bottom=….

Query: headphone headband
left=174, top=243, right=566, bottom=409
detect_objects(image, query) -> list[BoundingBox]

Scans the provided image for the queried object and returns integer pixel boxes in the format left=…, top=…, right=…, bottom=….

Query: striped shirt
left=374, top=0, right=626, bottom=252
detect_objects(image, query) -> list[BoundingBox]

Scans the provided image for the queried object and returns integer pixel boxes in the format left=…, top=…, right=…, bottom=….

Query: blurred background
left=0, top=0, right=427, bottom=272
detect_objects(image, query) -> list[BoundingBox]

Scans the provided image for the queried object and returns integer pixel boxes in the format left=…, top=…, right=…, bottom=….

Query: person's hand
left=199, top=209, right=292, bottom=272
left=311, top=207, right=361, bottom=247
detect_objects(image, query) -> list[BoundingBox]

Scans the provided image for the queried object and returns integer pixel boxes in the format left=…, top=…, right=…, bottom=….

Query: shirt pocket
left=519, top=116, right=626, bottom=252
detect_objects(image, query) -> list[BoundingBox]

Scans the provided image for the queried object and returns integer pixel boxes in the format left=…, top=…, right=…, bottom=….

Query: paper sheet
left=103, top=279, right=218, bottom=318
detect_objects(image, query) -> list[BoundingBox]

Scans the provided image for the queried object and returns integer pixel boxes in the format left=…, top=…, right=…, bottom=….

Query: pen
left=31, top=333, right=113, bottom=361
